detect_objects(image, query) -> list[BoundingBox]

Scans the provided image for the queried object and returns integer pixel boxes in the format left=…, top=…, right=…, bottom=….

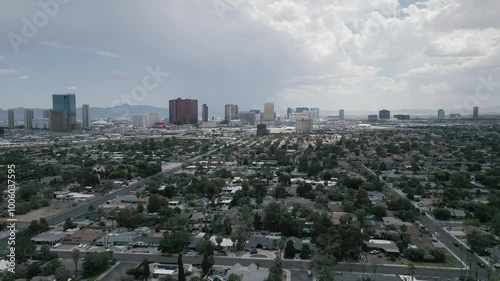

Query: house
left=149, top=263, right=193, bottom=280
left=364, top=239, right=400, bottom=256
left=382, top=217, right=412, bottom=227
left=245, top=234, right=277, bottom=250
left=227, top=263, right=269, bottom=281
left=132, top=236, right=162, bottom=248
left=94, top=231, right=135, bottom=247
left=209, top=236, right=234, bottom=251
left=449, top=209, right=466, bottom=219
left=286, top=236, right=317, bottom=252
left=67, top=229, right=103, bottom=245
left=30, top=276, right=56, bottom=281
left=31, top=230, right=68, bottom=245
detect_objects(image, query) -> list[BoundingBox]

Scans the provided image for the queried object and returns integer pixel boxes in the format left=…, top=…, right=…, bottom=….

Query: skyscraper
left=8, top=109, right=15, bottom=129
left=473, top=106, right=479, bottom=118
left=311, top=108, right=320, bottom=119
left=438, top=109, right=445, bottom=119
left=169, top=98, right=198, bottom=125
left=82, top=104, right=90, bottom=129
left=379, top=109, right=390, bottom=119
left=202, top=104, right=208, bottom=122
left=286, top=108, right=293, bottom=119
left=263, top=102, right=275, bottom=121
left=225, top=104, right=239, bottom=121
left=24, top=109, right=34, bottom=129
left=52, top=93, right=77, bottom=131
left=295, top=107, right=309, bottom=113
left=339, top=109, right=345, bottom=120
left=42, top=109, right=50, bottom=118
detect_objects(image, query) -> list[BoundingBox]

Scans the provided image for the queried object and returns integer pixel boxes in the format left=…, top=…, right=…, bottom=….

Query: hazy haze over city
left=1, top=0, right=500, bottom=113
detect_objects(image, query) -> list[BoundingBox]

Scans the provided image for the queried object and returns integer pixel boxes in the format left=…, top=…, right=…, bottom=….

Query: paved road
left=54, top=251, right=483, bottom=280
left=45, top=145, right=225, bottom=226
left=360, top=164, right=496, bottom=280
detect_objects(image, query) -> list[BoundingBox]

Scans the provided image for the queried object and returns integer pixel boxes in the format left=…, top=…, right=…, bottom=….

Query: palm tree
left=72, top=248, right=80, bottom=277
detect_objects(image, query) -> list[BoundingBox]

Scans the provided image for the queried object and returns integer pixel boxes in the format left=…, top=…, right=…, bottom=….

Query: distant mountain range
left=0, top=105, right=169, bottom=119
left=1, top=105, right=499, bottom=119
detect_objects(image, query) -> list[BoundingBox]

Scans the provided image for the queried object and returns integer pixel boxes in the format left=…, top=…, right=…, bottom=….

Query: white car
left=370, top=250, right=380, bottom=255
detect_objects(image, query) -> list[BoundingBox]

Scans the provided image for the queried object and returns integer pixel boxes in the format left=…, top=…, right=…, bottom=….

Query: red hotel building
left=169, top=98, right=198, bottom=125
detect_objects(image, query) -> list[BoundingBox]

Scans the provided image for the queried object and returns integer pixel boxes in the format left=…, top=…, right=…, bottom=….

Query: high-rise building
left=132, top=115, right=146, bottom=128
left=394, top=114, right=410, bottom=120
left=225, top=104, right=239, bottom=121
left=310, top=108, right=320, bottom=119
left=24, top=109, right=34, bottom=129
left=8, top=109, right=15, bottom=129
left=33, top=118, right=50, bottom=129
left=295, top=107, right=309, bottom=113
left=52, top=93, right=77, bottom=131
left=42, top=109, right=50, bottom=118
left=239, top=111, right=256, bottom=125
left=145, top=113, right=161, bottom=128
left=263, top=102, right=275, bottom=121
left=290, top=112, right=314, bottom=122
left=202, top=104, right=208, bottom=122
left=286, top=108, right=293, bottom=119
left=296, top=118, right=313, bottom=133
left=438, top=109, right=445, bottom=119
left=339, top=109, right=345, bottom=120
left=169, top=98, right=198, bottom=125
left=82, top=104, right=90, bottom=129
left=473, top=106, right=479, bottom=118
left=379, top=109, right=390, bottom=119
left=49, top=110, right=67, bottom=131
left=368, top=115, right=378, bottom=122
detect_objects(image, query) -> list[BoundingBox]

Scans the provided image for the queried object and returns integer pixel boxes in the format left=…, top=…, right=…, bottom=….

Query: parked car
left=369, top=250, right=380, bottom=255
left=250, top=249, right=258, bottom=254
left=453, top=242, right=459, bottom=247
left=307, top=270, right=312, bottom=277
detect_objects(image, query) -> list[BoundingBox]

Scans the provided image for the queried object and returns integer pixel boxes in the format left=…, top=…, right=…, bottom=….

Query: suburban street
left=360, top=164, right=496, bottom=280
left=54, top=250, right=482, bottom=280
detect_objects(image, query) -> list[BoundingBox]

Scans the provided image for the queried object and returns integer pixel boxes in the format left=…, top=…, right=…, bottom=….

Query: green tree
left=148, top=194, right=166, bottom=213
left=63, top=218, right=76, bottom=230
left=284, top=240, right=296, bottom=259
left=72, top=248, right=80, bottom=277
left=300, top=244, right=311, bottom=259
left=201, top=253, right=214, bottom=277
left=430, top=248, right=446, bottom=262
left=177, top=254, right=185, bottom=281
left=83, top=251, right=114, bottom=278
left=26, top=263, right=42, bottom=279
left=141, top=259, right=151, bottom=281
left=15, top=235, right=36, bottom=262
left=137, top=203, right=144, bottom=213
left=267, top=257, right=283, bottom=281
left=159, top=231, right=190, bottom=254
left=55, top=266, right=72, bottom=281
left=311, top=251, right=335, bottom=281
left=215, top=236, right=223, bottom=251
left=227, top=273, right=242, bottom=281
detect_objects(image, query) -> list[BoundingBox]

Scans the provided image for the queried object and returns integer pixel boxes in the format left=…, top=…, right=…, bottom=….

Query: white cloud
left=0, top=68, right=21, bottom=75
left=110, top=70, right=128, bottom=80
left=39, top=41, right=121, bottom=59
left=67, top=86, right=77, bottom=90
left=18, top=76, right=29, bottom=80
left=420, top=82, right=451, bottom=96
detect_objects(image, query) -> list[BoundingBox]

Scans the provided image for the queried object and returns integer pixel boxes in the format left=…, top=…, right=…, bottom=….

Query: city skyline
left=1, top=1, right=500, bottom=111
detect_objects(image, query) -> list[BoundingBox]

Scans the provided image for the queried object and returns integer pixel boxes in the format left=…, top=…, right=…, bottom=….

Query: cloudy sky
left=1, top=0, right=500, bottom=115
